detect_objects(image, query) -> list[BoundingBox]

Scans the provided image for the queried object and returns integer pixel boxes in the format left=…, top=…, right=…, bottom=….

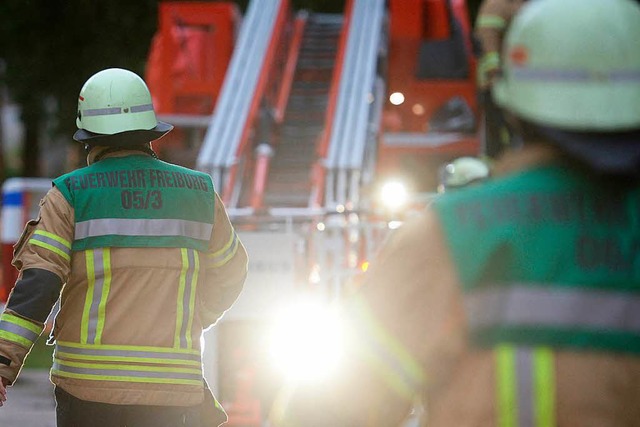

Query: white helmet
left=493, top=0, right=640, bottom=174
left=74, top=68, right=172, bottom=145
left=438, top=157, right=490, bottom=192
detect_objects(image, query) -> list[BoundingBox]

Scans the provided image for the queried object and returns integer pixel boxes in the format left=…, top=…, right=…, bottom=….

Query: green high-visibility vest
left=434, top=165, right=640, bottom=354
left=54, top=154, right=215, bottom=252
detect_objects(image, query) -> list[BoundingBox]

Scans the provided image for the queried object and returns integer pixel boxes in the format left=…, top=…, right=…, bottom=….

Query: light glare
left=389, top=92, right=405, bottom=106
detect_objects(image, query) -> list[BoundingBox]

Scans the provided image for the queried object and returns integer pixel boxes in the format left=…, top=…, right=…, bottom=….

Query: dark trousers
left=55, top=387, right=202, bottom=427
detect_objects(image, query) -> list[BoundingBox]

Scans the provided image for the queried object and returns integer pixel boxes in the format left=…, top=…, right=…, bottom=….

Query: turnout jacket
left=0, top=150, right=248, bottom=407
left=279, top=145, right=640, bottom=427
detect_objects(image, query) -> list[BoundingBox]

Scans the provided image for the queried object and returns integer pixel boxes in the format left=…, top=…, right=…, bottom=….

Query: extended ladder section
left=320, top=0, right=386, bottom=210
left=196, top=0, right=288, bottom=202
left=261, top=13, right=343, bottom=208
left=196, top=0, right=386, bottom=213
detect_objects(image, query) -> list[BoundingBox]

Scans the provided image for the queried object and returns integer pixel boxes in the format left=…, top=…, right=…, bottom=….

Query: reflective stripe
left=75, top=218, right=212, bottom=241
left=0, top=313, right=41, bottom=347
left=496, top=346, right=556, bottom=427
left=533, top=348, right=556, bottom=427
left=29, top=230, right=72, bottom=260
left=82, top=103, right=154, bottom=117
left=352, top=296, right=425, bottom=399
left=52, top=360, right=203, bottom=386
left=512, top=68, right=640, bottom=83
left=130, top=104, right=154, bottom=113
left=81, top=249, right=112, bottom=345
left=175, top=249, right=199, bottom=349
left=479, top=52, right=501, bottom=73
left=55, top=342, right=201, bottom=365
left=477, top=15, right=506, bottom=29
left=208, top=231, right=239, bottom=268
left=466, top=284, right=640, bottom=332
left=496, top=345, right=517, bottom=427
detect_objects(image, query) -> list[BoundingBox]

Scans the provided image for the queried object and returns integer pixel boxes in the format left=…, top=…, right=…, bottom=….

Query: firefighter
left=437, top=156, right=491, bottom=193
left=0, top=68, right=248, bottom=427
left=276, top=0, right=640, bottom=425
left=475, top=0, right=527, bottom=158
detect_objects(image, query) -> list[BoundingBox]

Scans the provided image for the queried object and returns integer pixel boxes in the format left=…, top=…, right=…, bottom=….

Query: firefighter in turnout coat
left=0, top=68, right=248, bottom=427
left=277, top=1, right=640, bottom=426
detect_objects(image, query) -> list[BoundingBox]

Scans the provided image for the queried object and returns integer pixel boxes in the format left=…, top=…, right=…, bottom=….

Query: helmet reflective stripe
left=493, top=0, right=640, bottom=131
left=76, top=68, right=159, bottom=135
left=511, top=68, right=640, bottom=83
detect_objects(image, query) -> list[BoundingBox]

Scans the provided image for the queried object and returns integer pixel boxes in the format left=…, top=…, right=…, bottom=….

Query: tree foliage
left=0, top=0, right=159, bottom=175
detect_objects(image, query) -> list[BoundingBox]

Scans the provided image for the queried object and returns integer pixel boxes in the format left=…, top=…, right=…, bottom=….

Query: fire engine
left=1, top=0, right=480, bottom=425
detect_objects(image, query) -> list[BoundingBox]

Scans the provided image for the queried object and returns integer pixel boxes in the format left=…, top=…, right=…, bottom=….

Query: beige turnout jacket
left=0, top=151, right=248, bottom=407
left=278, top=146, right=640, bottom=427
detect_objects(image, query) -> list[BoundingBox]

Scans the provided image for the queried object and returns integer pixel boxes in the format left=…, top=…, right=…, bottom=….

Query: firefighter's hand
left=0, top=377, right=7, bottom=407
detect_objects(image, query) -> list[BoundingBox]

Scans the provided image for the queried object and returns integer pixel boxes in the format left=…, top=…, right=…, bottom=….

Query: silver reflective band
left=82, top=103, right=154, bottom=117
left=29, top=234, right=71, bottom=257
left=466, top=284, right=640, bottom=331
left=75, top=218, right=213, bottom=241
left=209, top=232, right=239, bottom=266
left=56, top=344, right=201, bottom=363
left=0, top=320, right=40, bottom=343
left=52, top=361, right=203, bottom=382
left=512, top=68, right=640, bottom=83
left=130, top=104, right=154, bottom=113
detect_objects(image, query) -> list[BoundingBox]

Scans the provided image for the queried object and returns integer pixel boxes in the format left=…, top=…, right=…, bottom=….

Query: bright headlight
left=380, top=180, right=409, bottom=210
left=268, top=297, right=344, bottom=383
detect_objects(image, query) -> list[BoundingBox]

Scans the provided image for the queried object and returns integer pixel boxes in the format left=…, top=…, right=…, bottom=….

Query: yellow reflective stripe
left=81, top=250, right=96, bottom=344
left=0, top=330, right=33, bottom=348
left=34, top=230, right=71, bottom=248
left=533, top=347, right=556, bottom=427
left=51, top=369, right=203, bottom=386
left=55, top=350, right=201, bottom=367
left=185, top=251, right=200, bottom=349
left=29, top=239, right=71, bottom=260
left=352, top=297, right=425, bottom=400
left=0, top=312, right=41, bottom=334
left=208, top=231, right=239, bottom=268
left=496, top=345, right=517, bottom=427
left=52, top=358, right=203, bottom=386
left=95, top=249, right=112, bottom=345
left=174, top=248, right=189, bottom=348
left=479, top=52, right=500, bottom=72
left=51, top=370, right=203, bottom=386
left=55, top=340, right=200, bottom=356
left=477, top=15, right=506, bottom=29
left=56, top=359, right=201, bottom=375
left=0, top=313, right=41, bottom=347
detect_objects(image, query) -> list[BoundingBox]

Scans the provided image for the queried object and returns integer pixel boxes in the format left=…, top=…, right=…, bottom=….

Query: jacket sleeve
left=198, top=192, right=248, bottom=329
left=276, top=209, right=467, bottom=427
left=0, top=187, right=73, bottom=384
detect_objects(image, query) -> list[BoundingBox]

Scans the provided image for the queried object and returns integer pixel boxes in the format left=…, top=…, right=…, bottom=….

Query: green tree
left=0, top=0, right=159, bottom=177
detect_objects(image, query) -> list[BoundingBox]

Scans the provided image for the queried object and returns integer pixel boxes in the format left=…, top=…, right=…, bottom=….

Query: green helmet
left=74, top=68, right=172, bottom=145
left=493, top=0, right=640, bottom=131
left=438, top=157, right=490, bottom=193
